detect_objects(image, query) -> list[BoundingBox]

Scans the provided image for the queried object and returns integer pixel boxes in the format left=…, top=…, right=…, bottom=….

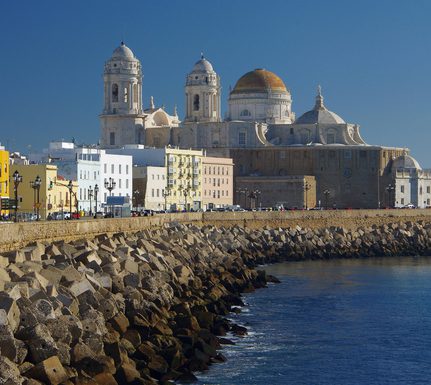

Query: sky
left=1, top=0, right=431, bottom=166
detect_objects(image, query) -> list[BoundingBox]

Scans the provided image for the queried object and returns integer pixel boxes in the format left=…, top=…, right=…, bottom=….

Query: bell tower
left=184, top=54, right=221, bottom=123
left=100, top=42, right=145, bottom=147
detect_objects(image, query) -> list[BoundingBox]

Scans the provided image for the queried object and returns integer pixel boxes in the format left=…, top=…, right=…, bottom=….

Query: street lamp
left=67, top=180, right=73, bottom=219
left=386, top=184, right=395, bottom=208
left=304, top=182, right=311, bottom=210
left=323, top=189, right=330, bottom=210
left=13, top=171, right=22, bottom=223
left=163, top=188, right=171, bottom=211
left=30, top=175, right=42, bottom=221
left=133, top=189, right=140, bottom=210
left=236, top=188, right=248, bottom=209
left=88, top=186, right=93, bottom=217
left=94, top=184, right=99, bottom=215
left=104, top=177, right=116, bottom=216
left=249, top=189, right=261, bottom=210
left=183, top=184, right=191, bottom=212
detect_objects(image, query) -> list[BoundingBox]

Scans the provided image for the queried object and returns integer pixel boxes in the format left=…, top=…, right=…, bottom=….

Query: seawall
left=2, top=209, right=431, bottom=252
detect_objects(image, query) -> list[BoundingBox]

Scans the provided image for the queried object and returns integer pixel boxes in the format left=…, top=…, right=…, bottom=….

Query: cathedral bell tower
left=184, top=54, right=221, bottom=123
left=100, top=42, right=145, bottom=147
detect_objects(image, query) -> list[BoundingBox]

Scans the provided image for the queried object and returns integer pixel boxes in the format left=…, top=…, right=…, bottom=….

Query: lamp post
left=13, top=171, right=22, bottom=223
left=323, top=189, right=330, bottom=210
left=133, top=189, right=140, bottom=210
left=236, top=188, right=248, bottom=209
left=304, top=181, right=311, bottom=210
left=94, top=184, right=99, bottom=215
left=30, top=175, right=42, bottom=221
left=67, top=180, right=73, bottom=219
left=104, top=177, right=116, bottom=216
left=88, top=186, right=93, bottom=217
left=249, top=189, right=261, bottom=210
left=183, top=184, right=191, bottom=212
left=386, top=184, right=395, bottom=208
left=163, top=188, right=171, bottom=211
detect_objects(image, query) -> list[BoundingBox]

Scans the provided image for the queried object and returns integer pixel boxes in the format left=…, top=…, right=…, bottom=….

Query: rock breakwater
left=0, top=220, right=430, bottom=384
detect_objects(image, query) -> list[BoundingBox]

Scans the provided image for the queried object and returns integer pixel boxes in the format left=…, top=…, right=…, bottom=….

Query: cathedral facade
left=99, top=43, right=419, bottom=209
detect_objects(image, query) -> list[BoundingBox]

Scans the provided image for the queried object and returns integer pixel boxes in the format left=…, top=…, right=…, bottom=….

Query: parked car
left=403, top=204, right=416, bottom=209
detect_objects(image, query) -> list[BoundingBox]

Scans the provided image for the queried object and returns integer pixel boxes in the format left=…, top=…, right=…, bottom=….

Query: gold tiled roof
left=231, top=69, right=288, bottom=94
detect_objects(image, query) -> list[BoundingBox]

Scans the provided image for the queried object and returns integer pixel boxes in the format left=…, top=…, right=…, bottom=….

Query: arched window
left=124, top=87, right=128, bottom=103
left=133, top=84, right=138, bottom=104
left=112, top=84, right=118, bottom=102
left=193, top=95, right=200, bottom=111
left=240, top=109, right=251, bottom=117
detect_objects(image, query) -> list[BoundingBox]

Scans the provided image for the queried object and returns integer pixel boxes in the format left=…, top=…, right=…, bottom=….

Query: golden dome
left=231, top=69, right=288, bottom=94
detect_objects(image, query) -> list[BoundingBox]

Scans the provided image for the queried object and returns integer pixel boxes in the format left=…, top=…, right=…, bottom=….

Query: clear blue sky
left=1, top=0, right=431, bottom=166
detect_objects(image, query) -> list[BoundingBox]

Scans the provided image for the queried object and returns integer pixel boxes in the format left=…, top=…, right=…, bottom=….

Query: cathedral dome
left=192, top=57, right=214, bottom=73
left=112, top=42, right=135, bottom=59
left=231, top=69, right=288, bottom=94
left=296, top=87, right=345, bottom=124
left=392, top=155, right=422, bottom=171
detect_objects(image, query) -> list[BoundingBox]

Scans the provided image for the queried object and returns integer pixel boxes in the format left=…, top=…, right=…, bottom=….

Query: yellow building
left=0, top=147, right=10, bottom=217
left=165, top=148, right=203, bottom=211
left=9, top=164, right=78, bottom=220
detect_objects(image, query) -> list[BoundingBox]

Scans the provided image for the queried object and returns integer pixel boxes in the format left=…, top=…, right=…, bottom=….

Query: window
left=290, top=127, right=294, bottom=135
left=401, top=198, right=405, bottom=205
left=193, top=94, right=200, bottom=111
left=420, top=187, right=423, bottom=195
left=119, top=165, right=122, bottom=174
left=112, top=84, right=118, bottom=102
left=126, top=165, right=129, bottom=174
left=124, top=87, right=128, bottom=103
left=110, top=132, right=115, bottom=146
left=111, top=164, right=114, bottom=173
left=156, top=189, right=160, bottom=197
left=239, top=132, right=246, bottom=146
left=133, top=84, right=138, bottom=104
left=119, top=179, right=122, bottom=188
left=427, top=186, right=430, bottom=194
left=327, top=133, right=335, bottom=144
left=240, top=109, right=251, bottom=117
left=152, top=189, right=154, bottom=197
left=104, top=164, right=107, bottom=173
left=126, top=179, right=129, bottom=189
left=400, top=185, right=404, bottom=193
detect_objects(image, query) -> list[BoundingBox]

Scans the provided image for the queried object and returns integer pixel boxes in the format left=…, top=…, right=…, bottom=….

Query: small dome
left=296, top=87, right=345, bottom=124
left=112, top=42, right=135, bottom=59
left=231, top=69, right=288, bottom=94
left=192, top=57, right=214, bottom=73
left=392, top=155, right=422, bottom=171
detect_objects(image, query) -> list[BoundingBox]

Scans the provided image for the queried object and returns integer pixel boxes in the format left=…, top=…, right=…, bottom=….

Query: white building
left=391, top=154, right=431, bottom=208
left=133, top=166, right=166, bottom=211
left=29, top=142, right=133, bottom=214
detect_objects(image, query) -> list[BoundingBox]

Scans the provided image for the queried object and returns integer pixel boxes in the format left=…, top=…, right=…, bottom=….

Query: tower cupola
left=184, top=54, right=221, bottom=123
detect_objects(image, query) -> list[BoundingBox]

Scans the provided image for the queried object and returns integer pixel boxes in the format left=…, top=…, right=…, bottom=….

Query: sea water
left=196, top=257, right=431, bottom=385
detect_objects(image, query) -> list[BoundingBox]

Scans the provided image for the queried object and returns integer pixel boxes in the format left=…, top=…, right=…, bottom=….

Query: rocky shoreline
left=1, top=220, right=431, bottom=384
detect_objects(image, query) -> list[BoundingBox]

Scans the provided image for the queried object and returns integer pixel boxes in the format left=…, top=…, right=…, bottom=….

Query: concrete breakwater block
left=0, top=221, right=428, bottom=383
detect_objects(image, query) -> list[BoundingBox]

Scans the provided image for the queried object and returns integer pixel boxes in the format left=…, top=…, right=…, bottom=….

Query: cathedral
left=100, top=43, right=429, bottom=209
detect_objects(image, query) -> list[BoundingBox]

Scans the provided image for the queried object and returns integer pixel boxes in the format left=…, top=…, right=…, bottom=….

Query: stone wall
left=1, top=209, right=431, bottom=252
